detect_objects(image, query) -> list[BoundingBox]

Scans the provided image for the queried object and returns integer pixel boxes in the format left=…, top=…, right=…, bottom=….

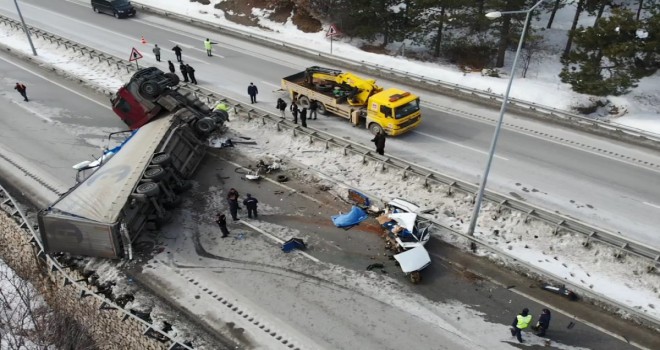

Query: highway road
left=1, top=0, right=660, bottom=249
left=0, top=46, right=651, bottom=349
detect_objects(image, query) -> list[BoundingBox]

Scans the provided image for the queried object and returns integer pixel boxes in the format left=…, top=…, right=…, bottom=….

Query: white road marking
left=240, top=220, right=320, bottom=263
left=412, top=130, right=509, bottom=161
left=170, top=40, right=224, bottom=60
left=0, top=56, right=110, bottom=109
left=643, top=201, right=660, bottom=210
left=260, top=81, right=281, bottom=89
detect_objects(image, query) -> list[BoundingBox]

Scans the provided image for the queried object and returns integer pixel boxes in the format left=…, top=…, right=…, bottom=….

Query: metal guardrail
left=0, top=185, right=195, bottom=350
left=0, top=11, right=658, bottom=328
left=129, top=2, right=660, bottom=150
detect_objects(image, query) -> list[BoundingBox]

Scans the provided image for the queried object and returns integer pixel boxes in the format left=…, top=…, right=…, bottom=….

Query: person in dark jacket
left=535, top=308, right=551, bottom=337
left=276, top=98, right=287, bottom=118
left=290, top=102, right=299, bottom=124
left=300, top=108, right=308, bottom=127
left=215, top=213, right=230, bottom=238
left=243, top=194, right=259, bottom=219
left=227, top=188, right=240, bottom=221
left=152, top=44, right=161, bottom=62
left=172, top=45, right=183, bottom=62
left=168, top=60, right=175, bottom=74
left=371, top=130, right=386, bottom=155
left=309, top=100, right=318, bottom=119
left=14, top=82, right=28, bottom=102
left=510, top=308, right=532, bottom=343
left=247, top=82, right=258, bottom=104
left=179, top=63, right=189, bottom=83
left=186, top=64, right=197, bottom=85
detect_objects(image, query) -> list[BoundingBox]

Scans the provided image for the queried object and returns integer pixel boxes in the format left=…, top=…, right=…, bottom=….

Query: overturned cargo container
left=38, top=113, right=206, bottom=259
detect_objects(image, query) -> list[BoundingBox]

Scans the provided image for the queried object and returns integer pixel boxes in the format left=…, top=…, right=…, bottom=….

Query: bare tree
left=521, top=34, right=544, bottom=78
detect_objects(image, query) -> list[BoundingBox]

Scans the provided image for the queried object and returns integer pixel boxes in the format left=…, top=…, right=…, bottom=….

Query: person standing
left=371, top=130, right=386, bottom=155
left=152, top=44, right=161, bottom=62
left=309, top=100, right=318, bottom=119
left=243, top=194, right=259, bottom=219
left=535, top=309, right=551, bottom=337
left=179, top=62, right=189, bottom=83
left=172, top=45, right=183, bottom=62
left=186, top=64, right=197, bottom=85
left=247, top=82, right=258, bottom=104
left=215, top=213, right=230, bottom=238
left=300, top=108, right=308, bottom=128
left=276, top=98, right=287, bottom=118
left=227, top=188, right=240, bottom=221
left=167, top=60, right=175, bottom=74
left=510, top=308, right=532, bottom=343
left=290, top=101, right=299, bottom=124
left=203, top=38, right=217, bottom=56
left=14, top=82, right=28, bottom=102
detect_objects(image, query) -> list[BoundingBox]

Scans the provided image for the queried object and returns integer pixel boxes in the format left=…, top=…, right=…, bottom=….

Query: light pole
left=13, top=0, right=37, bottom=56
left=467, top=0, right=546, bottom=236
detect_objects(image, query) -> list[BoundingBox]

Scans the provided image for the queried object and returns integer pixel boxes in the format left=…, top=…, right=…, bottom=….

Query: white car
left=383, top=198, right=432, bottom=250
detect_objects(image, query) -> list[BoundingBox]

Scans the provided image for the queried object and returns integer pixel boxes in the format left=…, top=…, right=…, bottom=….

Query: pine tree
left=560, top=8, right=660, bottom=96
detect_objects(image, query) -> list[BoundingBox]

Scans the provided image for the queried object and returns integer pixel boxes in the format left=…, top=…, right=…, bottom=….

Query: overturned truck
left=38, top=67, right=227, bottom=259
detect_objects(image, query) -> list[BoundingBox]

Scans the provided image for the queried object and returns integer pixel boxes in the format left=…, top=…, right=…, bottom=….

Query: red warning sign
left=326, top=25, right=339, bottom=37
left=129, top=47, right=143, bottom=62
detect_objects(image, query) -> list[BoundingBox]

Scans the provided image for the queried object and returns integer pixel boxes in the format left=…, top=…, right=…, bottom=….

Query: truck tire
left=151, top=152, right=171, bottom=166
left=140, top=81, right=162, bottom=98
left=317, top=103, right=327, bottom=115
left=143, top=167, right=167, bottom=181
left=314, top=83, right=333, bottom=92
left=164, top=73, right=180, bottom=86
left=136, top=182, right=160, bottom=197
left=196, top=117, right=215, bottom=134
left=298, top=96, right=310, bottom=109
left=369, top=123, right=383, bottom=135
left=211, top=109, right=229, bottom=123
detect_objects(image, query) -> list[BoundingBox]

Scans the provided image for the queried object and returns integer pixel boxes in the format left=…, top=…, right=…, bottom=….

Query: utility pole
left=14, top=0, right=37, bottom=56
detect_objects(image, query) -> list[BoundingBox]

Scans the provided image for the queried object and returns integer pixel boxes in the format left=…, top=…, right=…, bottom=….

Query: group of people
left=510, top=307, right=552, bottom=343
left=215, top=188, right=259, bottom=238
left=276, top=98, right=319, bottom=127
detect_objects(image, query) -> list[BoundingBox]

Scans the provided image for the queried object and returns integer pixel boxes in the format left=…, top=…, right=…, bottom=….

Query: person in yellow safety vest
left=204, top=38, right=217, bottom=57
left=510, top=308, right=532, bottom=343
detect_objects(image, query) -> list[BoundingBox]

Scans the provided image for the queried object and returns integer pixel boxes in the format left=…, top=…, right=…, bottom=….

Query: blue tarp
left=332, top=206, right=368, bottom=228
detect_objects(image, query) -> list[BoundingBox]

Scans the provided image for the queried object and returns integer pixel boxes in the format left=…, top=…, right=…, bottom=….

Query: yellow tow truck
left=281, top=66, right=421, bottom=135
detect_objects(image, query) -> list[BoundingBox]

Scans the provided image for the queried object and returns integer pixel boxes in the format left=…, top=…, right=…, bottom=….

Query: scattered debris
left=542, top=284, right=578, bottom=301
left=282, top=238, right=306, bottom=252
left=366, top=263, right=384, bottom=271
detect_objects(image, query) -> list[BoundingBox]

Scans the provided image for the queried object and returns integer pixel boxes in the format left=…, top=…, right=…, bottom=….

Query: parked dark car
left=91, top=0, right=136, bottom=18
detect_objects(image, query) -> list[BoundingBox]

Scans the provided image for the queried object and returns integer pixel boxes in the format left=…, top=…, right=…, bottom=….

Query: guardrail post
left=497, top=199, right=508, bottom=214
left=582, top=231, right=595, bottom=247
left=524, top=209, right=535, bottom=224
left=553, top=220, right=565, bottom=235
left=343, top=144, right=350, bottom=156
left=402, top=165, right=411, bottom=180
left=614, top=243, right=628, bottom=259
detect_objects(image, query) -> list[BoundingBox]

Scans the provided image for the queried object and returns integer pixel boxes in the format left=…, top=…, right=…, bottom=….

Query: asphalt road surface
left=0, top=49, right=656, bottom=349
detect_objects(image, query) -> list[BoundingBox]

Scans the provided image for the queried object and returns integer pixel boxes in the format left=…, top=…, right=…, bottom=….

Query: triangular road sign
left=326, top=25, right=339, bottom=37
left=129, top=47, right=143, bottom=62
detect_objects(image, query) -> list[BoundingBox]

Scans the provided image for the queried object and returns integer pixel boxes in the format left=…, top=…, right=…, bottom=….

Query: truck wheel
left=211, top=109, right=229, bottom=123
left=93, top=7, right=99, bottom=13
left=136, top=182, right=160, bottom=197
left=298, top=96, right=310, bottom=109
left=196, top=117, right=215, bottom=134
left=369, top=123, right=383, bottom=135
left=140, top=81, right=162, bottom=98
left=314, top=83, right=333, bottom=92
left=143, top=167, right=167, bottom=181
left=164, top=73, right=180, bottom=86
left=317, top=103, right=327, bottom=115
left=151, top=152, right=171, bottom=166
left=410, top=271, right=422, bottom=284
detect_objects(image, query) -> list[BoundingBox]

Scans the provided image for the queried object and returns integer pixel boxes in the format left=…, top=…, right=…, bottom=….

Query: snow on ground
left=132, top=0, right=660, bottom=134
left=0, top=259, right=44, bottom=350
left=0, top=9, right=658, bottom=326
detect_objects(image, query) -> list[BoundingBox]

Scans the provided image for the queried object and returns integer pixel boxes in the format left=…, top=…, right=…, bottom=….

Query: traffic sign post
left=128, top=47, right=143, bottom=69
left=326, top=25, right=339, bottom=55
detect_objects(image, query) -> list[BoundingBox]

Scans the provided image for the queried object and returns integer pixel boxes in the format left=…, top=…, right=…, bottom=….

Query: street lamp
left=467, top=0, right=546, bottom=236
left=13, top=0, right=37, bottom=56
